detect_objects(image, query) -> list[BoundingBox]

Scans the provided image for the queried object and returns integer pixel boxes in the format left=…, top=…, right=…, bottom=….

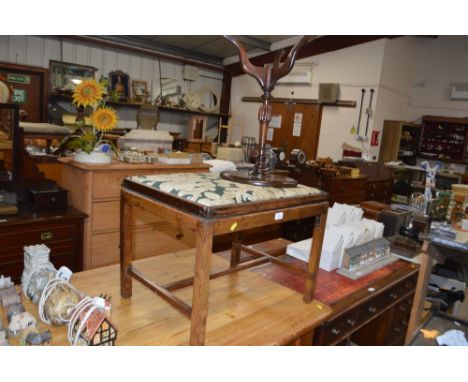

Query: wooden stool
left=120, top=172, right=329, bottom=345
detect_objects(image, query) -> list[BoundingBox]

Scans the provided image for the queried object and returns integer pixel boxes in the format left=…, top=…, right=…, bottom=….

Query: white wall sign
left=293, top=112, right=303, bottom=137
left=267, top=128, right=274, bottom=141
left=270, top=115, right=282, bottom=128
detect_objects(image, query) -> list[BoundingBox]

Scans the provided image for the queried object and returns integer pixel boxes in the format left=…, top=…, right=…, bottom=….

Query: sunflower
left=91, top=107, right=118, bottom=132
left=72, top=80, right=104, bottom=107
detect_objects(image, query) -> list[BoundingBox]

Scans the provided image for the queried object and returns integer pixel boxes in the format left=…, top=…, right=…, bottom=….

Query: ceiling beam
left=225, top=35, right=402, bottom=77
left=59, top=35, right=226, bottom=73
left=96, top=35, right=223, bottom=65
left=234, top=36, right=272, bottom=51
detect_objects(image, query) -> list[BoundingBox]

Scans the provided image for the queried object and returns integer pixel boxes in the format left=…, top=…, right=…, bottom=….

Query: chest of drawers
left=249, top=239, right=419, bottom=346
left=58, top=158, right=210, bottom=269
left=0, top=206, right=86, bottom=282
left=313, top=265, right=418, bottom=345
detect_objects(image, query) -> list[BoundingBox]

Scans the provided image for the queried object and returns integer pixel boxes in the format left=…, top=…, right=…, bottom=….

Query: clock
left=290, top=148, right=307, bottom=166
left=273, top=147, right=287, bottom=165
left=0, top=79, right=12, bottom=103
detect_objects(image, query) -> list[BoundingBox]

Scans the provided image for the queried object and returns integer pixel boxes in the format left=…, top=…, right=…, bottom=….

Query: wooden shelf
left=417, top=154, right=468, bottom=165
left=242, top=96, right=356, bottom=108
left=49, top=93, right=229, bottom=118
left=157, top=105, right=229, bottom=118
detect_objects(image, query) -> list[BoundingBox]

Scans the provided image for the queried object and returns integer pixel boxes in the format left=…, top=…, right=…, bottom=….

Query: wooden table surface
left=17, top=249, right=331, bottom=346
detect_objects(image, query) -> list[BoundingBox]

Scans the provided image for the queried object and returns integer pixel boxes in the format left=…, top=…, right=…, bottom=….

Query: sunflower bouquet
left=67, top=79, right=119, bottom=155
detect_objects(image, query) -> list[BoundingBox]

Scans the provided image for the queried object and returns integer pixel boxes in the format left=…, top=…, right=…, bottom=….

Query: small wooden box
left=360, top=200, right=389, bottom=220
left=23, top=185, right=68, bottom=212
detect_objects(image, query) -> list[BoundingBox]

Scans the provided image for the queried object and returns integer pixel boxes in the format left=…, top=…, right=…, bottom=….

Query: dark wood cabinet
left=339, top=160, right=394, bottom=204
left=320, top=175, right=368, bottom=205
left=313, top=264, right=418, bottom=346
left=420, top=115, right=468, bottom=163
left=0, top=206, right=86, bottom=282
left=249, top=238, right=419, bottom=346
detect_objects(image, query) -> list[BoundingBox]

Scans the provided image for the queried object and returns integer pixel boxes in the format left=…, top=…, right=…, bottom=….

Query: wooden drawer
left=92, top=201, right=165, bottom=232
left=369, top=180, right=393, bottom=191
left=0, top=222, right=78, bottom=251
left=321, top=310, right=359, bottom=345
left=93, top=172, right=126, bottom=199
left=385, top=294, right=414, bottom=345
left=323, top=179, right=366, bottom=195
left=93, top=171, right=157, bottom=199
left=401, top=273, right=418, bottom=292
left=91, top=224, right=196, bottom=268
left=355, top=273, right=417, bottom=324
left=0, top=243, right=80, bottom=282
left=355, top=292, right=389, bottom=323
left=393, top=293, right=414, bottom=322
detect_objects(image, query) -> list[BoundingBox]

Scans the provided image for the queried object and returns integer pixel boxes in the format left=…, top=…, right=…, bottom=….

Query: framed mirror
left=49, top=60, right=97, bottom=93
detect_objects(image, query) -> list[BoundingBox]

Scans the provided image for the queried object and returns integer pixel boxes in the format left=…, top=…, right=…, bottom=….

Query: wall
left=0, top=35, right=223, bottom=137
left=407, top=35, right=468, bottom=121
left=230, top=39, right=387, bottom=160
left=371, top=36, right=417, bottom=159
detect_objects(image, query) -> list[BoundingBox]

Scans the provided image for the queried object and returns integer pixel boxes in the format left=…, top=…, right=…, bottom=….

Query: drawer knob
left=331, top=328, right=340, bottom=336
left=393, top=326, right=402, bottom=333
left=176, top=232, right=184, bottom=240
left=368, top=306, right=377, bottom=314
left=41, top=232, right=53, bottom=240
left=346, top=318, right=356, bottom=327
left=390, top=292, right=398, bottom=300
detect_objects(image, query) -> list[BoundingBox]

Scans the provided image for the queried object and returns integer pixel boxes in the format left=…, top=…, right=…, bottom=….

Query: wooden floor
left=18, top=249, right=331, bottom=345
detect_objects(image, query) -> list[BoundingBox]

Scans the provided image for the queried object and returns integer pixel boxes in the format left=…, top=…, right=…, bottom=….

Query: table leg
left=120, top=191, right=134, bottom=299
left=190, top=225, right=214, bottom=345
left=405, top=241, right=432, bottom=344
left=304, top=209, right=328, bottom=303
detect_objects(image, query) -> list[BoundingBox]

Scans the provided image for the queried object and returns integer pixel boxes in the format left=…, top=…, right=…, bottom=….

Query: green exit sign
left=7, top=73, right=30, bottom=84
left=12, top=88, right=27, bottom=104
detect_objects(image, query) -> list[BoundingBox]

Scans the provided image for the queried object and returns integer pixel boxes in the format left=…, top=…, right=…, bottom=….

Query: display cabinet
left=419, top=115, right=468, bottom=163
left=379, top=120, right=422, bottom=164
left=387, top=164, right=461, bottom=205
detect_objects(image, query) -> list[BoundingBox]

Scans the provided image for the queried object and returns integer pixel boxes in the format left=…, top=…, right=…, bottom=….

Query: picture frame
left=49, top=60, right=97, bottom=94
left=109, top=70, right=130, bottom=102
left=131, top=80, right=149, bottom=103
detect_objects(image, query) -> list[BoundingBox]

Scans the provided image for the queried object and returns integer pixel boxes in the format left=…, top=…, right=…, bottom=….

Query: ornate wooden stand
left=221, top=35, right=315, bottom=188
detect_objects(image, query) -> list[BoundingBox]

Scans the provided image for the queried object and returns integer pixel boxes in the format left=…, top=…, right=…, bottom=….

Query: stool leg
left=190, top=226, right=213, bottom=345
left=230, top=233, right=241, bottom=268
left=304, top=209, right=328, bottom=303
left=405, top=241, right=432, bottom=344
left=120, top=191, right=133, bottom=298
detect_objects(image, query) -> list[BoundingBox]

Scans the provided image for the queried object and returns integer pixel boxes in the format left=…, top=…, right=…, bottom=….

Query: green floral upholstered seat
left=128, top=172, right=323, bottom=207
